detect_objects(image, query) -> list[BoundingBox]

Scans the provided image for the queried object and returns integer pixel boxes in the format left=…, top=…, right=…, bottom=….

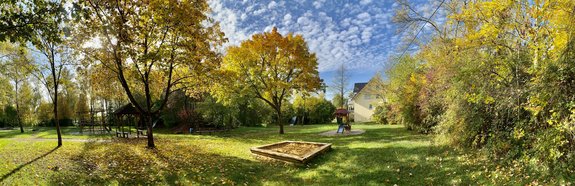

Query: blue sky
left=209, top=0, right=441, bottom=99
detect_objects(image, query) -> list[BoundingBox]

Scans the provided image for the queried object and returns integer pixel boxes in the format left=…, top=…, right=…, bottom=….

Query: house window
left=369, top=104, right=373, bottom=110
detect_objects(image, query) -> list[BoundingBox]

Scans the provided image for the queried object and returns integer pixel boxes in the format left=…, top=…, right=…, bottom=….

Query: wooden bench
left=136, top=129, right=147, bottom=138
left=116, top=131, right=129, bottom=138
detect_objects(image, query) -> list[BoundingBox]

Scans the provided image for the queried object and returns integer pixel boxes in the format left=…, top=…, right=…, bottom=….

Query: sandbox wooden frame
left=250, top=141, right=332, bottom=164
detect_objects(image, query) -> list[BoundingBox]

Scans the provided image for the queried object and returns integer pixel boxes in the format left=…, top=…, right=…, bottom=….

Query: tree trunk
left=340, top=86, right=344, bottom=108
left=15, top=82, right=23, bottom=133
left=54, top=92, right=62, bottom=147
left=17, top=103, right=23, bottom=133
left=146, top=114, right=155, bottom=148
left=277, top=108, right=284, bottom=134
left=51, top=53, right=62, bottom=147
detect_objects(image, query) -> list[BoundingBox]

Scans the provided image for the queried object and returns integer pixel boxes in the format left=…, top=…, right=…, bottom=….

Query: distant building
left=348, top=76, right=383, bottom=122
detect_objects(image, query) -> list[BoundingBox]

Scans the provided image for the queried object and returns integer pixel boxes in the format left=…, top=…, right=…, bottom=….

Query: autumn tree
left=77, top=0, right=224, bottom=148
left=218, top=27, right=321, bottom=134
left=0, top=43, right=34, bottom=133
left=386, top=0, right=575, bottom=171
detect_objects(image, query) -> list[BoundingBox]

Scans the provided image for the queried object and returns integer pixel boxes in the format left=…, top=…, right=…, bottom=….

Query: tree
left=0, top=0, right=67, bottom=42
left=332, top=93, right=348, bottom=110
left=219, top=27, right=321, bottom=134
left=294, top=94, right=336, bottom=124
left=78, top=0, right=224, bottom=148
left=18, top=81, right=40, bottom=126
left=0, top=42, right=34, bottom=133
left=75, top=91, right=90, bottom=121
left=23, top=0, right=69, bottom=147
left=330, top=64, right=350, bottom=108
left=56, top=68, right=79, bottom=123
left=31, top=42, right=73, bottom=147
left=0, top=76, right=13, bottom=127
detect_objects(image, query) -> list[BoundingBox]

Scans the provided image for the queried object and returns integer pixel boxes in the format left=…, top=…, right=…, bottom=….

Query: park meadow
left=1, top=0, right=575, bottom=185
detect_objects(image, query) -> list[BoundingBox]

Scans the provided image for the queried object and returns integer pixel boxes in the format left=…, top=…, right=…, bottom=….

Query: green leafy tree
left=294, top=94, right=336, bottom=124
left=0, top=42, right=34, bottom=132
left=0, top=0, right=66, bottom=42
left=332, top=94, right=348, bottom=109
left=18, top=81, right=40, bottom=126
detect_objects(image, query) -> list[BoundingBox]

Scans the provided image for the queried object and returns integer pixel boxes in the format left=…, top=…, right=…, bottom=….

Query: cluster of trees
left=376, top=0, right=575, bottom=172
left=1, top=0, right=338, bottom=148
left=0, top=41, right=91, bottom=131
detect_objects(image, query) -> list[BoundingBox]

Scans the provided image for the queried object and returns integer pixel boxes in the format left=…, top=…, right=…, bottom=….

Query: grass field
left=0, top=124, right=570, bottom=185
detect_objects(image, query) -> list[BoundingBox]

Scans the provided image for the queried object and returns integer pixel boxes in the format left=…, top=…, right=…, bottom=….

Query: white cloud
left=360, top=0, right=372, bottom=5
left=313, top=0, right=326, bottom=9
left=268, top=1, right=278, bottom=9
left=208, top=0, right=400, bottom=72
left=253, top=8, right=266, bottom=16
left=208, top=0, right=249, bottom=48
left=356, top=12, right=371, bottom=24
left=283, top=13, right=292, bottom=25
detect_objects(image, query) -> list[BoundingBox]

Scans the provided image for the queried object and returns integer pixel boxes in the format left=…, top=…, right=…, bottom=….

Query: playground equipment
left=77, top=109, right=110, bottom=135
left=113, top=104, right=140, bottom=138
left=334, top=108, right=351, bottom=133
left=112, top=104, right=160, bottom=138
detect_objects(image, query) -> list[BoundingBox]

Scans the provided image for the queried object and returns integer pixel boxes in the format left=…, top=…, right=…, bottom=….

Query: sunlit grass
left=0, top=124, right=571, bottom=185
left=0, top=127, right=111, bottom=139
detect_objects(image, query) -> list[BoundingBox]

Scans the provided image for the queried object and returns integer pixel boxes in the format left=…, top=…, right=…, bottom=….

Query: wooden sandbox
left=250, top=141, right=331, bottom=164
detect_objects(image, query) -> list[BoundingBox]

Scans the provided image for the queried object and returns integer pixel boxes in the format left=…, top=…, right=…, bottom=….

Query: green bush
left=372, top=105, right=389, bottom=124
left=293, top=94, right=336, bottom=124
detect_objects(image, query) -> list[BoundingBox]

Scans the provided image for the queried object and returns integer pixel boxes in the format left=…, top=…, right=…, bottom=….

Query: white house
left=348, top=76, right=383, bottom=122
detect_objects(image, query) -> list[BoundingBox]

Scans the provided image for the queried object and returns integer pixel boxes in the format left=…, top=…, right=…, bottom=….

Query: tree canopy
left=216, top=27, right=321, bottom=134
left=76, top=0, right=225, bottom=148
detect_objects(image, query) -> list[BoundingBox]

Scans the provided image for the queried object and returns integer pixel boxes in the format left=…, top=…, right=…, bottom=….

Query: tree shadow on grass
left=49, top=138, right=299, bottom=185
left=0, top=127, right=109, bottom=140
left=0, top=146, right=60, bottom=182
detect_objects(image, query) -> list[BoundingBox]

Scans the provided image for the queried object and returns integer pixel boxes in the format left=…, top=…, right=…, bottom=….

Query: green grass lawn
left=0, top=124, right=570, bottom=185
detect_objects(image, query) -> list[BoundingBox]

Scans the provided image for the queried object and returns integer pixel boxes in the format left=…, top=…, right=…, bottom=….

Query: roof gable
left=351, top=74, right=384, bottom=100
left=353, top=83, right=368, bottom=93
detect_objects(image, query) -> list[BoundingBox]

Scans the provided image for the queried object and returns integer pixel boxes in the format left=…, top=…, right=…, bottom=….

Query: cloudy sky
left=208, top=0, right=441, bottom=98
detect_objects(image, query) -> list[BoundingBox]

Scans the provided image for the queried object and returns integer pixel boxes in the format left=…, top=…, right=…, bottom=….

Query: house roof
left=353, top=83, right=368, bottom=93
left=334, top=108, right=350, bottom=116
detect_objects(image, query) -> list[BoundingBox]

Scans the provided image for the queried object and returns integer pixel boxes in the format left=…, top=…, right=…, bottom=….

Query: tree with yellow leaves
left=76, top=0, right=225, bottom=148
left=217, top=28, right=321, bottom=134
